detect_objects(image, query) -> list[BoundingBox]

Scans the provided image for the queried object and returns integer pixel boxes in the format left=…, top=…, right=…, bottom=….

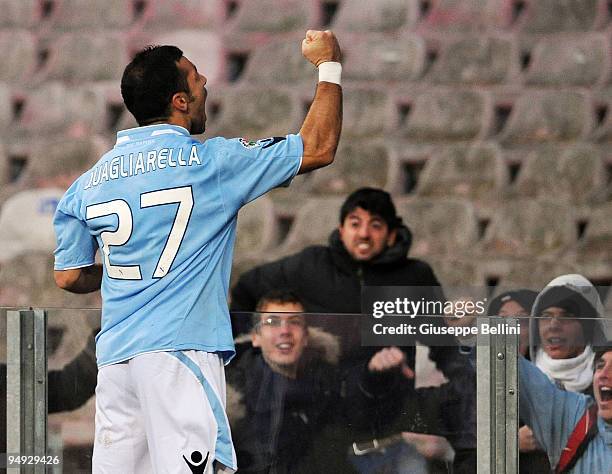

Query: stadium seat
left=18, top=81, right=123, bottom=135
left=0, top=253, right=100, bottom=312
left=0, top=0, right=41, bottom=28
left=50, top=0, right=133, bottom=29
left=0, top=83, right=13, bottom=132
left=592, top=86, right=612, bottom=141
left=400, top=88, right=490, bottom=141
left=41, top=32, right=134, bottom=82
left=524, top=35, right=607, bottom=86
left=0, top=141, right=8, bottom=187
left=499, top=91, right=590, bottom=144
left=115, top=107, right=139, bottom=132
left=67, top=82, right=125, bottom=134
left=418, top=0, right=496, bottom=31
left=230, top=0, right=317, bottom=32
left=308, top=139, right=398, bottom=195
left=416, top=143, right=508, bottom=201
left=0, top=188, right=64, bottom=263
left=492, top=260, right=581, bottom=297
left=13, top=136, right=108, bottom=187
left=333, top=0, right=419, bottom=31
left=429, top=36, right=514, bottom=85
left=278, top=196, right=344, bottom=255
left=342, top=87, right=391, bottom=137
left=138, top=0, right=223, bottom=29
left=480, top=200, right=577, bottom=257
left=235, top=195, right=279, bottom=258
left=0, top=30, right=37, bottom=83
left=428, top=257, right=483, bottom=288
left=505, top=0, right=604, bottom=33
left=395, top=197, right=479, bottom=257
left=149, top=30, right=224, bottom=85
left=241, top=36, right=317, bottom=85
left=575, top=203, right=612, bottom=263
left=266, top=187, right=313, bottom=218
left=210, top=86, right=299, bottom=139
left=18, top=82, right=71, bottom=133
left=341, top=34, right=426, bottom=81
left=514, top=145, right=607, bottom=204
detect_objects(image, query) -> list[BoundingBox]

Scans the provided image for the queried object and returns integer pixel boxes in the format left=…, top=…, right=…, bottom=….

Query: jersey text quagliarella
left=84, top=145, right=202, bottom=190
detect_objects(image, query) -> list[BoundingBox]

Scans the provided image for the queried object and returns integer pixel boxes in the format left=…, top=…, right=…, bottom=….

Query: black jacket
left=232, top=227, right=438, bottom=314
left=231, top=227, right=463, bottom=378
left=226, top=329, right=357, bottom=474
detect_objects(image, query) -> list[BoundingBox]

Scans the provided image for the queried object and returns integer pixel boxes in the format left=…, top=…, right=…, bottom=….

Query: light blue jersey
left=519, top=357, right=612, bottom=473
left=54, top=124, right=302, bottom=367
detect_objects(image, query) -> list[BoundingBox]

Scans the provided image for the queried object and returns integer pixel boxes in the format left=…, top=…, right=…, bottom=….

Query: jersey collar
left=115, top=124, right=191, bottom=146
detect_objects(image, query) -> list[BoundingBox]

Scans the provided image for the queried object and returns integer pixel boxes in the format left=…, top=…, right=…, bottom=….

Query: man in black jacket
left=231, top=188, right=475, bottom=472
left=227, top=290, right=356, bottom=473
left=232, top=188, right=438, bottom=316
left=232, top=188, right=462, bottom=376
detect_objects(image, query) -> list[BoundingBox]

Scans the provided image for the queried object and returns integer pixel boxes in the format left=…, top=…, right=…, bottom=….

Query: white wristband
left=318, top=62, right=342, bottom=85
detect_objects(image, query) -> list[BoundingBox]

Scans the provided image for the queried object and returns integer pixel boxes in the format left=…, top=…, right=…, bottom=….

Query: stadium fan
left=231, top=187, right=476, bottom=472
left=529, top=274, right=605, bottom=396
left=488, top=290, right=538, bottom=357
left=226, top=289, right=356, bottom=473
left=518, top=274, right=609, bottom=472
left=519, top=339, right=612, bottom=473
left=353, top=346, right=456, bottom=474
left=52, top=31, right=342, bottom=474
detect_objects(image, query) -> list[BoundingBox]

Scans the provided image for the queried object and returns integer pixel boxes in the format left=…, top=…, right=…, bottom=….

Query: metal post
left=477, top=317, right=519, bottom=474
left=6, top=310, right=47, bottom=473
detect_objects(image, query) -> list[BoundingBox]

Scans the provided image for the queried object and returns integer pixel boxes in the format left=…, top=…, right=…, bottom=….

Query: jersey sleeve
left=53, top=182, right=97, bottom=270
left=518, top=356, right=587, bottom=465
left=213, top=134, right=303, bottom=213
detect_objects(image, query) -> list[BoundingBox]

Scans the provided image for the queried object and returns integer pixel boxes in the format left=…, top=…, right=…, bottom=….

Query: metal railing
left=4, top=309, right=520, bottom=473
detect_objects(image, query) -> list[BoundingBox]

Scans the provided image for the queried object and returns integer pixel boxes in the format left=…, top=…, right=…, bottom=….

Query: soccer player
left=53, top=30, right=342, bottom=474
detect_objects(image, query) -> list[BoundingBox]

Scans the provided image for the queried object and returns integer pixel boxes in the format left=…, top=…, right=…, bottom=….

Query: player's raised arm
left=298, top=30, right=342, bottom=174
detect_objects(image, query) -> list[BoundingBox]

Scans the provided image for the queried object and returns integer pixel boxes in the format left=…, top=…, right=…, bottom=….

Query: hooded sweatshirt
left=529, top=274, right=607, bottom=394
left=519, top=274, right=612, bottom=473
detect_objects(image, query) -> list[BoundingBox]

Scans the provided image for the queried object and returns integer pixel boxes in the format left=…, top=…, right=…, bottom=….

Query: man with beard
left=53, top=30, right=342, bottom=474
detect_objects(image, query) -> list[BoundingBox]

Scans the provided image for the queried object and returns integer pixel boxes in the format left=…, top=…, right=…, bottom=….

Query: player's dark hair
left=121, top=45, right=189, bottom=126
left=340, top=188, right=402, bottom=230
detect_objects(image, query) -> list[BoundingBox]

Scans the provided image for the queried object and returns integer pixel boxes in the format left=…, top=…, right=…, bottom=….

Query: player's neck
left=141, top=115, right=190, bottom=131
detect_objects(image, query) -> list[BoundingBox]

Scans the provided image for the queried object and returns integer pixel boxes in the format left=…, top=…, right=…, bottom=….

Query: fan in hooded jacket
left=519, top=274, right=612, bottom=473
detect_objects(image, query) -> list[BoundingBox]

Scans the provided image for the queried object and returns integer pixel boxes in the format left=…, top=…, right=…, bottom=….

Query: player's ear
left=171, top=92, right=189, bottom=113
left=387, top=228, right=397, bottom=247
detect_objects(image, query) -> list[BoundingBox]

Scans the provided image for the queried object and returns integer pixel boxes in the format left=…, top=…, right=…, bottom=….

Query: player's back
left=54, top=124, right=303, bottom=367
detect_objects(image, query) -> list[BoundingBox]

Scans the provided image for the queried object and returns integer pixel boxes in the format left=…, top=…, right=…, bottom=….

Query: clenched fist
left=302, top=30, right=342, bottom=67
left=368, top=346, right=415, bottom=379
left=518, top=426, right=541, bottom=452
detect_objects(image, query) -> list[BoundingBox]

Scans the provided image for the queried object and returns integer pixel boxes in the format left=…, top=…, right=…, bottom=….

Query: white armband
left=318, top=62, right=342, bottom=85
